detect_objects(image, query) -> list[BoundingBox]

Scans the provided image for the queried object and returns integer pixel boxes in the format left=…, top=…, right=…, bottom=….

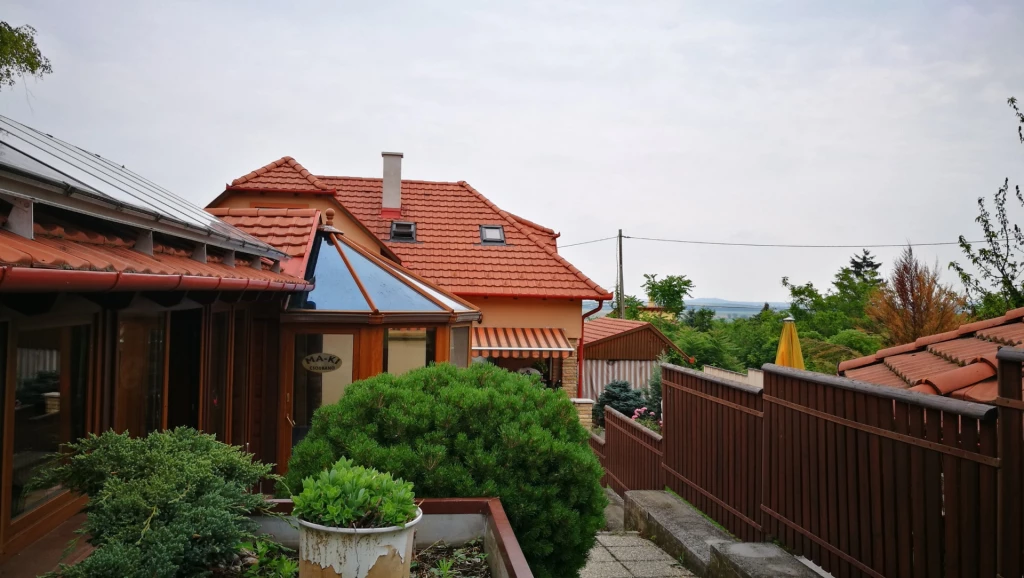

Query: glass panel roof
left=0, top=115, right=271, bottom=252
left=302, top=236, right=373, bottom=311
left=338, top=243, right=442, bottom=311
left=299, top=234, right=467, bottom=314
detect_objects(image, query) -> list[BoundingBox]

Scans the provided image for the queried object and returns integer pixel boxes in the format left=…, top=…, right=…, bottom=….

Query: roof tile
left=206, top=207, right=319, bottom=278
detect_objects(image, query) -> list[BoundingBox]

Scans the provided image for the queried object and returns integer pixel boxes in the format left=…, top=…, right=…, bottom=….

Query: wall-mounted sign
left=302, top=353, right=342, bottom=373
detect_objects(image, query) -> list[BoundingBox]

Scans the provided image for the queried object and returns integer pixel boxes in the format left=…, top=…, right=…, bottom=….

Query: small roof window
left=480, top=225, right=505, bottom=244
left=390, top=221, right=416, bottom=242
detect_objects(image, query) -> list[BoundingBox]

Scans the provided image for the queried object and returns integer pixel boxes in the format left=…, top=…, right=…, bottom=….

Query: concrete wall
left=467, top=297, right=583, bottom=340
left=704, top=366, right=764, bottom=388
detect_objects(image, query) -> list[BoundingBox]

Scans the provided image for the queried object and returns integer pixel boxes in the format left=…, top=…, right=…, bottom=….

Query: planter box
left=253, top=498, right=533, bottom=578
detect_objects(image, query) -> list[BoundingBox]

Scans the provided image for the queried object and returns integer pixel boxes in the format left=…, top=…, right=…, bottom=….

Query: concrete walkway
left=584, top=532, right=694, bottom=577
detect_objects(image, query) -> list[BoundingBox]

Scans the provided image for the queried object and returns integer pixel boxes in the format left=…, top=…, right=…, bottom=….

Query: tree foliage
left=849, top=250, right=883, bottom=284
left=608, top=290, right=644, bottom=319
left=37, top=428, right=273, bottom=578
left=281, top=363, right=606, bottom=578
left=782, top=251, right=882, bottom=338
left=950, top=97, right=1024, bottom=319
left=0, top=22, right=52, bottom=90
left=641, top=274, right=694, bottom=317
left=868, top=246, right=966, bottom=345
left=592, top=380, right=646, bottom=427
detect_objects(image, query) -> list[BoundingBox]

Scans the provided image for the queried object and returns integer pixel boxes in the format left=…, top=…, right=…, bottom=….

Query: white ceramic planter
left=297, top=508, right=423, bottom=578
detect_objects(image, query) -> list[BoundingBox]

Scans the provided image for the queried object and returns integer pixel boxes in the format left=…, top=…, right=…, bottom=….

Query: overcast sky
left=3, top=1, right=1023, bottom=302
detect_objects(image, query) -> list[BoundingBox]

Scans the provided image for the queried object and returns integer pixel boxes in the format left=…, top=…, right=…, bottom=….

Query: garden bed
left=253, top=498, right=532, bottom=578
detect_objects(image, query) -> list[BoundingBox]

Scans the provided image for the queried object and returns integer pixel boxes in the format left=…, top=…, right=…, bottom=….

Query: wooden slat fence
left=600, top=407, right=663, bottom=495
left=588, top=432, right=607, bottom=488
left=589, top=358, right=1024, bottom=578
left=662, top=364, right=764, bottom=542
left=764, top=365, right=998, bottom=578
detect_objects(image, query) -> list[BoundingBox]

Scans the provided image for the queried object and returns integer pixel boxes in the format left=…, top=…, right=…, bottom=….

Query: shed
left=581, top=317, right=690, bottom=400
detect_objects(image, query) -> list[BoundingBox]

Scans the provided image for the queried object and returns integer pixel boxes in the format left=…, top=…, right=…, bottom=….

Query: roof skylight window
left=390, top=221, right=416, bottom=242
left=480, top=225, right=505, bottom=244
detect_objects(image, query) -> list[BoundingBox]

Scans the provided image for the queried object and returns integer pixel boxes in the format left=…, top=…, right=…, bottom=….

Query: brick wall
left=561, top=338, right=579, bottom=398
left=571, top=398, right=594, bottom=429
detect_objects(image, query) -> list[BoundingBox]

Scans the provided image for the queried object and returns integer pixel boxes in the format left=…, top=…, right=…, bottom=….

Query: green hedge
left=281, top=363, right=607, bottom=578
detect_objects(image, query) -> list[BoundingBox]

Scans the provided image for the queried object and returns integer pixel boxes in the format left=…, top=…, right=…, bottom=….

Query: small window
left=480, top=225, right=505, bottom=244
left=390, top=221, right=416, bottom=242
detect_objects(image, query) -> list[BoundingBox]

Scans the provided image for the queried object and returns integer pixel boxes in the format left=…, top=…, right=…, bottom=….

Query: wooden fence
left=589, top=356, right=1024, bottom=578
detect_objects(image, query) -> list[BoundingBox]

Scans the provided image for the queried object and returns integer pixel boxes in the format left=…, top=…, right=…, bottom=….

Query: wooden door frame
left=1, top=317, right=94, bottom=553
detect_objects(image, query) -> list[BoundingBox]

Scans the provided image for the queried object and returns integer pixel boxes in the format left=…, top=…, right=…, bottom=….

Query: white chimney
left=382, top=152, right=403, bottom=215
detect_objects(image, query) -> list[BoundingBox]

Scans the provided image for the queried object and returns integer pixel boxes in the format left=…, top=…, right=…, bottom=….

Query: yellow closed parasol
left=775, top=316, right=805, bottom=369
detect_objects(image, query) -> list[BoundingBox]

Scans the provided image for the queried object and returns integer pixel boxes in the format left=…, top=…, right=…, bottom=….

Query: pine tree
left=849, top=249, right=882, bottom=284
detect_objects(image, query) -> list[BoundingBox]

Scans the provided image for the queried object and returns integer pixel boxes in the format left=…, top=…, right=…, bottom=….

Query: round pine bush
left=592, top=380, right=645, bottom=427
left=281, top=363, right=607, bottom=578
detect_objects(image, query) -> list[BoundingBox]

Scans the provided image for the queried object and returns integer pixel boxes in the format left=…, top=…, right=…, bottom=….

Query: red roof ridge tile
left=207, top=207, right=319, bottom=218
left=231, top=157, right=331, bottom=190
left=455, top=180, right=611, bottom=299
left=316, top=175, right=463, bottom=186
left=506, top=211, right=558, bottom=237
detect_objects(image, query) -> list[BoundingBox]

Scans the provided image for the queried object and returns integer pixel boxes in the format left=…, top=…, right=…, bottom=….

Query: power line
left=560, top=236, right=617, bottom=248
left=560, top=235, right=988, bottom=250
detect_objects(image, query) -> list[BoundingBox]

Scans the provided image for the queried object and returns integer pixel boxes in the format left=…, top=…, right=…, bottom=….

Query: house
left=580, top=317, right=691, bottom=401
left=207, top=153, right=613, bottom=398
left=837, top=306, right=1024, bottom=402
left=0, top=118, right=479, bottom=559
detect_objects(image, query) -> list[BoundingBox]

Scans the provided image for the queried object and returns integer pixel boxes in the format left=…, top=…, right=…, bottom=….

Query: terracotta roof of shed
left=837, top=307, right=1024, bottom=403
left=206, top=208, right=319, bottom=278
left=223, top=157, right=611, bottom=299
left=582, top=317, right=648, bottom=344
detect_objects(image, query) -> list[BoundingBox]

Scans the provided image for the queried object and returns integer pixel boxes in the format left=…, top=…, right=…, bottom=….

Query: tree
left=950, top=97, right=1024, bottom=319
left=682, top=307, right=715, bottom=332
left=0, top=22, right=52, bottom=90
left=608, top=291, right=644, bottom=319
left=782, top=254, right=879, bottom=338
left=849, top=249, right=882, bottom=284
left=868, top=246, right=965, bottom=344
left=642, top=273, right=694, bottom=317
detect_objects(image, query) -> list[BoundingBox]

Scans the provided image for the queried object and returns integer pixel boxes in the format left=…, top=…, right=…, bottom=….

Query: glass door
left=290, top=332, right=354, bottom=448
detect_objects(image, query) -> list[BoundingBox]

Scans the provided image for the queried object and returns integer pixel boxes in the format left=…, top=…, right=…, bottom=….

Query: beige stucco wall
left=212, top=192, right=385, bottom=256
left=467, top=297, right=582, bottom=340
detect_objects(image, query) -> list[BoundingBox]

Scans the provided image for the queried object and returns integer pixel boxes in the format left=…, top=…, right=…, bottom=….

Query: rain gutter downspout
left=579, top=300, right=605, bottom=398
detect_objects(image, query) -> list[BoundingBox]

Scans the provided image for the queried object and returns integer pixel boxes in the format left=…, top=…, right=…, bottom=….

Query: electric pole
left=617, top=229, right=624, bottom=318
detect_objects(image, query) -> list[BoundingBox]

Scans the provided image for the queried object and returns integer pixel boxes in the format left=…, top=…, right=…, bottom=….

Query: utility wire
left=560, top=235, right=988, bottom=249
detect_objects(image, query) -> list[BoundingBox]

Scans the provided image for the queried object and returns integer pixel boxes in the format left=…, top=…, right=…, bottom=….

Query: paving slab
left=588, top=532, right=694, bottom=577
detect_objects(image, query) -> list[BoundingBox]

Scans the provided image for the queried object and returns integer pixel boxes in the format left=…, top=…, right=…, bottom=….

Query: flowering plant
left=632, top=407, right=662, bottom=434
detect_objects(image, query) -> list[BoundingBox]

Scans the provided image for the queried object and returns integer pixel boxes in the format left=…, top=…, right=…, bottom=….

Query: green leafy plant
left=0, top=22, right=53, bottom=90
left=592, top=380, right=645, bottom=427
left=36, top=428, right=274, bottom=578
left=642, top=273, right=694, bottom=317
left=281, top=363, right=606, bottom=578
left=431, top=558, right=455, bottom=578
left=239, top=538, right=298, bottom=578
left=292, top=457, right=417, bottom=529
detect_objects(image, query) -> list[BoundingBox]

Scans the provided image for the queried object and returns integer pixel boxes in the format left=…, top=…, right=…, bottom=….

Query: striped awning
left=471, top=327, right=575, bottom=359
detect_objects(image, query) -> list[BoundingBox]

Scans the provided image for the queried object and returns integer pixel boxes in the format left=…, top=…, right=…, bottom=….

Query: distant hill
left=584, top=298, right=790, bottom=320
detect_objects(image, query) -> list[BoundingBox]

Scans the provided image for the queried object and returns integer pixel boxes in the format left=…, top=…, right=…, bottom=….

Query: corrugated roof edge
left=837, top=306, right=1024, bottom=374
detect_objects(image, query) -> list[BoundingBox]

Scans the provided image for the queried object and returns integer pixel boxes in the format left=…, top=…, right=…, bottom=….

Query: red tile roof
left=0, top=219, right=308, bottom=292
left=837, top=307, right=1024, bottom=403
left=206, top=208, right=319, bottom=278
left=224, top=157, right=611, bottom=299
left=582, top=317, right=648, bottom=345
left=228, top=156, right=332, bottom=192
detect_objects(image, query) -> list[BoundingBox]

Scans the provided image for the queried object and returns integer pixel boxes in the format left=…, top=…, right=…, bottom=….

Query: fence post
left=997, top=347, right=1024, bottom=578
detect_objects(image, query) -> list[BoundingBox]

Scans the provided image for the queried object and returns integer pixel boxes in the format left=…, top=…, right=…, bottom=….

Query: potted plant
left=291, top=457, right=421, bottom=578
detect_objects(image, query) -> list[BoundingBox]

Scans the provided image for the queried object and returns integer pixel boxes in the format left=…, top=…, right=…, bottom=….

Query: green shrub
left=281, top=363, right=606, bottom=578
left=37, top=428, right=273, bottom=578
left=827, top=329, right=883, bottom=356
left=645, top=361, right=664, bottom=420
left=292, top=457, right=417, bottom=528
left=592, top=380, right=645, bottom=427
